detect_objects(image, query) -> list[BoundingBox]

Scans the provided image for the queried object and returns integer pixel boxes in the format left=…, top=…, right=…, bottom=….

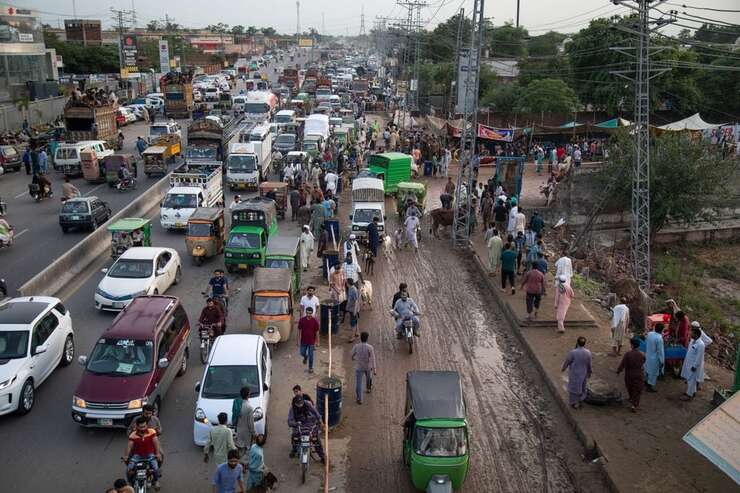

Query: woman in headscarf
left=554, top=275, right=575, bottom=334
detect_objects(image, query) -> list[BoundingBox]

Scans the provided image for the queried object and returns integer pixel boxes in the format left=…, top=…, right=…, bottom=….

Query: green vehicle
left=396, top=182, right=427, bottom=217
left=264, top=235, right=301, bottom=297
left=107, top=217, right=151, bottom=258
left=403, top=371, right=469, bottom=492
left=368, top=152, right=412, bottom=194
left=334, top=128, right=349, bottom=146
left=225, top=198, right=278, bottom=272
left=302, top=135, right=322, bottom=158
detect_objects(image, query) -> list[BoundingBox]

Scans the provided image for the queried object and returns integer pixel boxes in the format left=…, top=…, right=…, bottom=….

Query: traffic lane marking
left=14, top=228, right=29, bottom=238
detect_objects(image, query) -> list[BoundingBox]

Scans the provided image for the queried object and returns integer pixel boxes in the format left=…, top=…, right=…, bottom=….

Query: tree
left=481, top=82, right=519, bottom=112
left=488, top=22, right=528, bottom=59
left=206, top=23, right=229, bottom=34
left=261, top=27, right=277, bottom=37
left=231, top=25, right=244, bottom=35
left=514, top=78, right=578, bottom=113
left=147, top=20, right=162, bottom=31
left=603, top=129, right=738, bottom=233
left=43, top=32, right=119, bottom=74
left=246, top=26, right=258, bottom=36
left=421, top=12, right=472, bottom=62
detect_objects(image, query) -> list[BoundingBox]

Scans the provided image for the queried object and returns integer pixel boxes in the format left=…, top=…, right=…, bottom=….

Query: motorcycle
left=292, top=423, right=321, bottom=484
left=391, top=310, right=420, bottom=355
left=0, top=196, right=7, bottom=216
left=116, top=177, right=137, bottom=192
left=122, top=457, right=156, bottom=493
left=0, top=226, right=13, bottom=249
left=198, top=323, right=216, bottom=364
left=0, top=278, right=7, bottom=299
left=28, top=183, right=52, bottom=202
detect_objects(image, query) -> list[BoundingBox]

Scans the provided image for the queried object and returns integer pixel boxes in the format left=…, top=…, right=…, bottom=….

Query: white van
left=350, top=177, right=386, bottom=240
left=232, top=94, right=248, bottom=113
left=274, top=109, right=296, bottom=126
left=249, top=124, right=273, bottom=147
left=54, top=140, right=114, bottom=175
left=147, top=121, right=182, bottom=144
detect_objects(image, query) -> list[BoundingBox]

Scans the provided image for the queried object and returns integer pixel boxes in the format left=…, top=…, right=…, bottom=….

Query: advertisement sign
left=478, top=124, right=513, bottom=142
left=298, top=37, right=314, bottom=48
left=455, top=47, right=478, bottom=115
left=121, top=34, right=138, bottom=74
left=0, top=5, right=44, bottom=54
left=158, top=39, right=170, bottom=74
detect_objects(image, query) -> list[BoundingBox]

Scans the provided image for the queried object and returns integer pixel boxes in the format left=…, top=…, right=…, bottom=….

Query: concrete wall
left=18, top=175, right=171, bottom=298
left=0, top=96, right=67, bottom=133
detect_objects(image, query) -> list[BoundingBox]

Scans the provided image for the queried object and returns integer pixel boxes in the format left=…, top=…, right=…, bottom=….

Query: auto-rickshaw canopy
left=265, top=235, right=300, bottom=258
left=107, top=217, right=150, bottom=233
left=406, top=371, right=465, bottom=420
left=253, top=267, right=292, bottom=293
left=232, top=198, right=278, bottom=230
left=188, top=207, right=223, bottom=223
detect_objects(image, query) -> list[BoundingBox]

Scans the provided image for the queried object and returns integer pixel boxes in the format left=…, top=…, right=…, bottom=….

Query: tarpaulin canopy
left=594, top=117, right=632, bottom=129
left=658, top=113, right=725, bottom=131
left=558, top=121, right=584, bottom=129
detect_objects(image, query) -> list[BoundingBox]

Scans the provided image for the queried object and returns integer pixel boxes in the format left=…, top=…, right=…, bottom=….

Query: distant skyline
left=15, top=0, right=740, bottom=37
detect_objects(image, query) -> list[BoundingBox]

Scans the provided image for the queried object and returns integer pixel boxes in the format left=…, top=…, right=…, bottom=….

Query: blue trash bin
left=322, top=249, right=340, bottom=279
left=424, top=160, right=433, bottom=176
left=320, top=300, right=340, bottom=335
left=316, top=376, right=342, bottom=428
left=325, top=219, right=340, bottom=244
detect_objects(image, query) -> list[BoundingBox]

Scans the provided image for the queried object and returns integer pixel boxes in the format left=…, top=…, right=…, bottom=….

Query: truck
left=226, top=141, right=271, bottom=191
left=350, top=177, right=386, bottom=241
left=302, top=68, right=318, bottom=95
left=63, top=99, right=117, bottom=150
left=159, top=162, right=223, bottom=230
left=278, top=68, right=301, bottom=95
left=161, top=72, right=194, bottom=119
left=316, top=76, right=332, bottom=104
left=186, top=118, right=233, bottom=164
left=243, top=91, right=278, bottom=124
left=225, top=198, right=279, bottom=272
left=351, top=78, right=369, bottom=98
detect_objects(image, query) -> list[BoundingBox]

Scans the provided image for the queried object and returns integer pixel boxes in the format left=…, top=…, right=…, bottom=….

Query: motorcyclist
left=287, top=395, right=325, bottom=463
left=405, top=199, right=421, bottom=219
left=61, top=177, right=81, bottom=201
left=123, top=416, right=162, bottom=490
left=127, top=403, right=162, bottom=436
left=0, top=218, right=13, bottom=247
left=391, top=291, right=421, bottom=338
left=391, top=283, right=409, bottom=310
left=198, top=297, right=226, bottom=337
left=118, top=163, right=132, bottom=188
left=206, top=269, right=230, bottom=309
left=31, top=172, right=52, bottom=197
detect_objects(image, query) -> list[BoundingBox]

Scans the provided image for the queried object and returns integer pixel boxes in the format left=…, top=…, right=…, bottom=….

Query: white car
left=193, top=334, right=272, bottom=446
left=125, top=104, right=148, bottom=121
left=0, top=296, right=75, bottom=415
left=94, top=247, right=182, bottom=311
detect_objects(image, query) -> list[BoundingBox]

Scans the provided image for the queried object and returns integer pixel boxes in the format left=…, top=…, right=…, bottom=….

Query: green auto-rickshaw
left=107, top=218, right=151, bottom=258
left=396, top=182, right=427, bottom=217
left=403, top=371, right=469, bottom=492
left=264, top=235, right=301, bottom=297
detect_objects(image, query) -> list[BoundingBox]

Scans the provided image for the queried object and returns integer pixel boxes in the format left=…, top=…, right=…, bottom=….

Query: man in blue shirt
left=208, top=269, right=230, bottom=298
left=212, top=449, right=245, bottom=493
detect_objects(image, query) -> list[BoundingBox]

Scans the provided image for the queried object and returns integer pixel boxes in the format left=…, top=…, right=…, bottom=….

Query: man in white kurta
left=680, top=327, right=705, bottom=400
left=299, top=226, right=315, bottom=271
left=554, top=254, right=573, bottom=285
left=644, top=324, right=665, bottom=391
left=610, top=301, right=630, bottom=356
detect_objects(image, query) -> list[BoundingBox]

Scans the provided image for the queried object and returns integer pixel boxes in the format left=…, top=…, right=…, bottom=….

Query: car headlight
left=73, top=396, right=86, bottom=408
left=195, top=408, right=209, bottom=423
left=127, top=398, right=145, bottom=409
left=225, top=252, right=232, bottom=258
left=378, top=225, right=384, bottom=232
left=0, top=376, right=16, bottom=391
left=352, top=225, right=359, bottom=231
left=253, top=407, right=263, bottom=421
left=251, top=253, right=261, bottom=259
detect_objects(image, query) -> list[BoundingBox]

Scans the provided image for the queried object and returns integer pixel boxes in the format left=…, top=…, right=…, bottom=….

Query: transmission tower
left=322, top=12, right=326, bottom=36
left=360, top=5, right=366, bottom=37
left=396, top=0, right=427, bottom=128
left=296, top=1, right=301, bottom=36
left=610, top=1, right=675, bottom=290
left=110, top=8, right=135, bottom=71
left=452, top=0, right=485, bottom=248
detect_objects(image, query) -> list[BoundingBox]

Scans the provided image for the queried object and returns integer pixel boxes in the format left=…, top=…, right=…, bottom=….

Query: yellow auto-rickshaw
left=249, top=267, right=294, bottom=346
left=185, top=207, right=225, bottom=266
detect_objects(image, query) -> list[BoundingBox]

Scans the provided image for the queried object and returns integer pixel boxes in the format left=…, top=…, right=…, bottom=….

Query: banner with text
left=478, top=124, right=513, bottom=142
left=121, top=34, right=138, bottom=74
left=158, top=39, right=170, bottom=74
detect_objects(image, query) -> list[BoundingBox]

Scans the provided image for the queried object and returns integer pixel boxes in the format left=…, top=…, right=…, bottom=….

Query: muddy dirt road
left=338, top=181, right=609, bottom=493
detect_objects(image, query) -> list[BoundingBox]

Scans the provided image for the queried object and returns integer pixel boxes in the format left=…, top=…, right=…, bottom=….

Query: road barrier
left=17, top=175, right=171, bottom=298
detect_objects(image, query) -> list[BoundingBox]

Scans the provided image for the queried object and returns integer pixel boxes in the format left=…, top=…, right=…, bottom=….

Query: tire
left=226, top=264, right=235, bottom=273
left=194, top=256, right=204, bottom=266
left=408, top=336, right=413, bottom=355
left=177, top=348, right=188, bottom=377
left=91, top=219, right=98, bottom=231
left=200, top=338, right=209, bottom=364
left=17, top=379, right=34, bottom=415
left=61, top=226, right=68, bottom=234
left=59, top=335, right=75, bottom=367
left=301, top=460, right=307, bottom=484
left=153, top=289, right=159, bottom=295
left=173, top=266, right=181, bottom=285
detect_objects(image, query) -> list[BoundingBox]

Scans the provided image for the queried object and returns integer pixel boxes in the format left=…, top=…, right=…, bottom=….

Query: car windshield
left=149, top=126, right=168, bottom=136
left=227, top=232, right=260, bottom=249
left=227, top=155, right=256, bottom=173
left=56, top=148, right=78, bottom=160
left=86, top=338, right=153, bottom=376
left=303, top=142, right=317, bottom=151
left=353, top=208, right=380, bottom=223
left=202, top=365, right=259, bottom=399
left=413, top=427, right=467, bottom=457
left=277, top=134, right=295, bottom=144
left=2, top=146, right=17, bottom=158
left=245, top=103, right=269, bottom=114
left=275, top=115, right=293, bottom=124
left=62, top=201, right=89, bottom=214
left=0, top=330, right=29, bottom=360
left=163, top=193, right=198, bottom=209
left=187, top=222, right=212, bottom=237
left=265, top=258, right=293, bottom=270
left=186, top=147, right=217, bottom=160
left=254, top=295, right=289, bottom=315
left=107, top=258, right=153, bottom=279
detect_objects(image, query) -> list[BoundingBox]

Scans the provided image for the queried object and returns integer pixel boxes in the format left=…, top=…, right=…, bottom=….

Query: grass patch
left=571, top=273, right=605, bottom=298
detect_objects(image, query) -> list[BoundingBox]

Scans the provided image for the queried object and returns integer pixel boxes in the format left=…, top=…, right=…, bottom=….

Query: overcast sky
left=17, top=0, right=740, bottom=37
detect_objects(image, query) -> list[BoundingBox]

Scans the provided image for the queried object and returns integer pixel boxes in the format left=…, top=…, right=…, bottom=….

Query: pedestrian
left=554, top=251, right=573, bottom=285
left=521, top=265, right=545, bottom=321
left=204, top=412, right=237, bottom=466
left=561, top=336, right=592, bottom=409
left=232, top=386, right=255, bottom=459
left=30, top=147, right=40, bottom=175
left=212, top=449, right=245, bottom=493
left=554, top=275, right=575, bottom=333
left=229, top=195, right=242, bottom=210
left=444, top=177, right=455, bottom=195
left=610, top=299, right=630, bottom=356
left=529, top=211, right=545, bottom=235
left=289, top=189, right=301, bottom=221
left=299, top=285, right=320, bottom=317
left=645, top=323, right=665, bottom=392
left=298, top=306, right=320, bottom=373
left=534, top=252, right=548, bottom=274
left=573, top=146, right=582, bottom=168
left=404, top=213, right=420, bottom=252
left=22, top=147, right=31, bottom=175
left=136, top=136, right=147, bottom=157
left=514, top=231, right=526, bottom=274
left=616, top=337, right=646, bottom=412
left=299, top=225, right=314, bottom=271
left=487, top=228, right=503, bottom=273
left=506, top=202, right=518, bottom=236
left=493, top=199, right=508, bottom=237
left=345, top=278, right=360, bottom=342
left=680, top=327, right=706, bottom=401
left=246, top=434, right=267, bottom=491
left=515, top=207, right=526, bottom=235
left=500, top=242, right=517, bottom=295
left=38, top=148, right=48, bottom=174
left=351, top=331, right=377, bottom=405
left=367, top=216, right=380, bottom=259
left=329, top=263, right=346, bottom=311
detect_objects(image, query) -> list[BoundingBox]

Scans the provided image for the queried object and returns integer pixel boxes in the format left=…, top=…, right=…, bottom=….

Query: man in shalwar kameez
left=561, top=337, right=592, bottom=409
left=680, top=327, right=705, bottom=401
left=645, top=323, right=665, bottom=392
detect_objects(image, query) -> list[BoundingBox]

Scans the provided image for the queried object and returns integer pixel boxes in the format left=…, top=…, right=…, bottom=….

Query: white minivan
left=54, top=141, right=114, bottom=175
left=193, top=334, right=271, bottom=445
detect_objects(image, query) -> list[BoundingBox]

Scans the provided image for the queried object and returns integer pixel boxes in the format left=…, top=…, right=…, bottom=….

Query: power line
left=665, top=2, right=740, bottom=13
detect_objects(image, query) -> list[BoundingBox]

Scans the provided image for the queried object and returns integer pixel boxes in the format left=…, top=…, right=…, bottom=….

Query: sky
left=13, top=0, right=740, bottom=37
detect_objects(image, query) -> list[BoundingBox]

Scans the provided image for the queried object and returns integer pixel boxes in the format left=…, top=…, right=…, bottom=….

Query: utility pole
left=322, top=12, right=326, bottom=36
left=452, top=0, right=485, bottom=248
left=452, top=8, right=464, bottom=118
left=610, top=1, right=675, bottom=291
left=360, top=5, right=366, bottom=37
left=396, top=0, right=427, bottom=128
left=516, top=0, right=520, bottom=27
left=131, top=0, right=137, bottom=28
left=296, top=1, right=301, bottom=36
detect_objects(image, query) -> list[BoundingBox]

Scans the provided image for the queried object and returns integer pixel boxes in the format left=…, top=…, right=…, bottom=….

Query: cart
left=259, top=182, right=288, bottom=220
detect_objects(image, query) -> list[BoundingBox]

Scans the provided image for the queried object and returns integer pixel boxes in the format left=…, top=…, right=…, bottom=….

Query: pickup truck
left=159, top=163, right=223, bottom=230
left=226, top=141, right=271, bottom=191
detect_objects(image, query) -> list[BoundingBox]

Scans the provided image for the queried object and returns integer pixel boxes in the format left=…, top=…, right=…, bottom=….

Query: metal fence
left=0, top=96, right=67, bottom=133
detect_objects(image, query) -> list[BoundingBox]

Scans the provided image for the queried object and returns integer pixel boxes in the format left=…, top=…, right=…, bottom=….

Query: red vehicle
left=71, top=296, right=191, bottom=427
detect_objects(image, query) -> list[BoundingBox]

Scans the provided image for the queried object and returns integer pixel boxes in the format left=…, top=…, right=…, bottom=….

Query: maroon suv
left=71, top=296, right=191, bottom=428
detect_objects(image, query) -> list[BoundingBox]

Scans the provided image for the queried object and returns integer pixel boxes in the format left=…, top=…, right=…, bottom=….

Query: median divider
left=18, top=174, right=172, bottom=298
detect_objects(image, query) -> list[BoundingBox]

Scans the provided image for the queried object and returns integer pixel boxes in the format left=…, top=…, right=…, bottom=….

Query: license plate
left=113, top=302, right=124, bottom=309
left=238, top=264, right=247, bottom=269
left=72, top=215, right=80, bottom=220
left=175, top=222, right=183, bottom=228
left=97, top=418, right=113, bottom=426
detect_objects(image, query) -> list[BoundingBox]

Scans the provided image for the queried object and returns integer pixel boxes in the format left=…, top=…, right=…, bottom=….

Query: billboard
left=456, top=48, right=478, bottom=115
left=0, top=5, right=44, bottom=55
left=298, top=38, right=314, bottom=48
left=121, top=34, right=138, bottom=74
left=158, top=39, right=170, bottom=74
